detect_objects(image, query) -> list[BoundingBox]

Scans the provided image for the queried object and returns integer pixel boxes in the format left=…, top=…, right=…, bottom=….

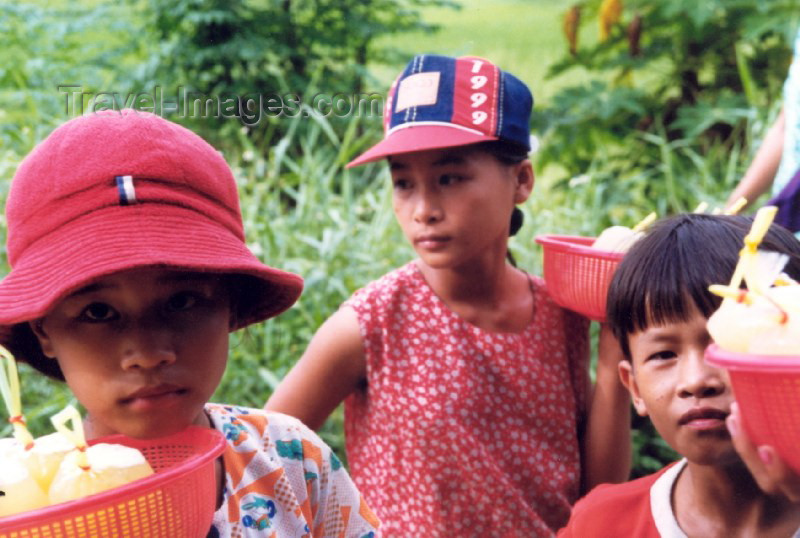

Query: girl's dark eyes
left=77, top=292, right=202, bottom=322
left=647, top=350, right=677, bottom=361
left=391, top=174, right=465, bottom=190
left=392, top=178, right=411, bottom=191
left=438, top=174, right=464, bottom=186
left=79, top=302, right=118, bottom=322
left=165, top=291, right=199, bottom=312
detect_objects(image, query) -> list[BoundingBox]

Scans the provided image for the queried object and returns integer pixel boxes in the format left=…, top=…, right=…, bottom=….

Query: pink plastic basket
left=0, top=426, right=225, bottom=538
left=705, top=344, right=800, bottom=473
left=535, top=235, right=624, bottom=321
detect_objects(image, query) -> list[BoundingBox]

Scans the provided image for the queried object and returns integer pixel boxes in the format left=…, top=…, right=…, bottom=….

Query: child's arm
left=265, top=306, right=366, bottom=430
left=727, top=402, right=800, bottom=502
left=726, top=108, right=785, bottom=211
left=582, top=324, right=631, bottom=491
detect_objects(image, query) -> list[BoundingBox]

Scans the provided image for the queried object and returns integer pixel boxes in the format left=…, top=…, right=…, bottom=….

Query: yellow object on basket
left=0, top=345, right=34, bottom=449
left=48, top=442, right=155, bottom=505
left=591, top=212, right=656, bottom=253
left=0, top=346, right=73, bottom=516
left=707, top=206, right=800, bottom=355
left=724, top=196, right=748, bottom=215
left=49, top=405, right=154, bottom=505
left=0, top=450, right=49, bottom=518
left=22, top=431, right=75, bottom=492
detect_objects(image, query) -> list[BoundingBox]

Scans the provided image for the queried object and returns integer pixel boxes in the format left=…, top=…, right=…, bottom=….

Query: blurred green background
left=2, top=0, right=800, bottom=478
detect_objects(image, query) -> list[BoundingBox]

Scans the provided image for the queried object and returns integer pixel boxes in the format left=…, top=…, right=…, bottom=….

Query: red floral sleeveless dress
left=343, top=262, right=590, bottom=537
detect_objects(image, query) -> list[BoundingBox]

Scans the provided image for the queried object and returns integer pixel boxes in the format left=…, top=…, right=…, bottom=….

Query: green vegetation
left=1, top=0, right=795, bottom=477
left=371, top=0, right=597, bottom=104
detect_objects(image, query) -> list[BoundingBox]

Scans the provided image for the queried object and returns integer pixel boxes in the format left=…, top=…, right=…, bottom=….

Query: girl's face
left=619, top=304, right=737, bottom=466
left=389, top=146, right=533, bottom=270
left=31, top=267, right=232, bottom=440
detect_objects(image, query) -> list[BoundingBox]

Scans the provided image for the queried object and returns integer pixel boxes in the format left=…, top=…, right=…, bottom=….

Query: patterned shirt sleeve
left=208, top=404, right=381, bottom=537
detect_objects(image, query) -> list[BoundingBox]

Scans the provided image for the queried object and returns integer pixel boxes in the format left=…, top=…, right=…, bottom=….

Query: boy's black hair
left=607, top=213, right=800, bottom=360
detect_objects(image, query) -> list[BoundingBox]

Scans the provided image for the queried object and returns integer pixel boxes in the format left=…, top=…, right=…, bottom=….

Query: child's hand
left=597, top=323, right=625, bottom=374
left=727, top=402, right=800, bottom=501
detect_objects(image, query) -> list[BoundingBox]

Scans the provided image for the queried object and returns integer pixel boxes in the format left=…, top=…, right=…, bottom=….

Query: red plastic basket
left=0, top=426, right=225, bottom=538
left=535, top=235, right=624, bottom=321
left=705, top=344, right=800, bottom=474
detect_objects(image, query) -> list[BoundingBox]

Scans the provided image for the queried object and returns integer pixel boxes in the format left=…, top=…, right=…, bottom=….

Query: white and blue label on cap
left=115, top=175, right=137, bottom=205
left=389, top=55, right=454, bottom=127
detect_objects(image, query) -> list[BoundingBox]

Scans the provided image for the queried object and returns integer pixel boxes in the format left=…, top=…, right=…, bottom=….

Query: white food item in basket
left=0, top=447, right=49, bottom=517
left=707, top=297, right=777, bottom=353
left=707, top=285, right=800, bottom=355
left=591, top=226, right=643, bottom=253
left=0, top=436, right=21, bottom=456
left=0, top=433, right=73, bottom=497
left=746, top=285, right=800, bottom=355
left=23, top=432, right=75, bottom=492
left=48, top=443, right=154, bottom=505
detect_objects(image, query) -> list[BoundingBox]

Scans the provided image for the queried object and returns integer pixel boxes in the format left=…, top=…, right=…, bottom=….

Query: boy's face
left=619, top=303, right=738, bottom=466
left=31, top=267, right=232, bottom=440
left=388, top=146, right=533, bottom=269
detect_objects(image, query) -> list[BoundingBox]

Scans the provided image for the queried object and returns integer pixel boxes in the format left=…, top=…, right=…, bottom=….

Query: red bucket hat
left=0, top=110, right=303, bottom=333
left=347, top=54, right=534, bottom=168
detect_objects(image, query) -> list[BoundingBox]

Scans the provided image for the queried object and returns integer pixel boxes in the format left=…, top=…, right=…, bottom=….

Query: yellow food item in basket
left=0, top=349, right=155, bottom=517
left=0, top=436, right=20, bottom=456
left=707, top=206, right=800, bottom=355
left=47, top=406, right=153, bottom=505
left=0, top=449, right=49, bottom=517
left=591, top=212, right=656, bottom=253
left=0, top=432, right=74, bottom=497
left=741, top=285, right=800, bottom=356
left=48, top=442, right=153, bottom=504
left=591, top=226, right=643, bottom=253
left=22, top=432, right=75, bottom=492
left=706, top=292, right=782, bottom=353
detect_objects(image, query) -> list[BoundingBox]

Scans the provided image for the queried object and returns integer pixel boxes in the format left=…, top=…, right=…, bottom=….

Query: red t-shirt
left=558, top=464, right=678, bottom=538
left=344, top=262, right=590, bottom=536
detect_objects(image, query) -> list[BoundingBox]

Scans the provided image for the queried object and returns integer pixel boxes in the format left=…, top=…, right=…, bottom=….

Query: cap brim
left=346, top=125, right=497, bottom=168
left=0, top=205, right=303, bottom=328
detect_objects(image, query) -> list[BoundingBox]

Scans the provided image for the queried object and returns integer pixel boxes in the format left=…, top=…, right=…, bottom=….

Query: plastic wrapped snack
left=591, top=225, right=644, bottom=252
left=47, top=406, right=154, bottom=505
left=0, top=449, right=49, bottom=517
left=591, top=212, right=656, bottom=253
left=0, top=348, right=153, bottom=517
left=48, top=441, right=154, bottom=504
left=20, top=432, right=75, bottom=492
left=708, top=206, right=800, bottom=355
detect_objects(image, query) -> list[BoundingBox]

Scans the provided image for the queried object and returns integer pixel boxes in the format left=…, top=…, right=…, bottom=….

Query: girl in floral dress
left=267, top=54, right=631, bottom=536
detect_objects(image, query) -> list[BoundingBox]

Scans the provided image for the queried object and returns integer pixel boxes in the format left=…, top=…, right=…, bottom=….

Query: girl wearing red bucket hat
left=0, top=110, right=379, bottom=536
left=266, top=54, right=631, bottom=536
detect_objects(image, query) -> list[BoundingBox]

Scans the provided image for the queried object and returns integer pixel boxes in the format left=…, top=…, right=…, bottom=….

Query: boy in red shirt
left=559, top=213, right=800, bottom=537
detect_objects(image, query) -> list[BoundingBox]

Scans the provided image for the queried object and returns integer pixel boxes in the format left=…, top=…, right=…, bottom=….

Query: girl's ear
left=513, top=159, right=534, bottom=204
left=29, top=319, right=57, bottom=358
left=618, top=360, right=648, bottom=417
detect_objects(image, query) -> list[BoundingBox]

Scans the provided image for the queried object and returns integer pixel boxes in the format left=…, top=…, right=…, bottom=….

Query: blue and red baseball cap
left=347, top=54, right=534, bottom=168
